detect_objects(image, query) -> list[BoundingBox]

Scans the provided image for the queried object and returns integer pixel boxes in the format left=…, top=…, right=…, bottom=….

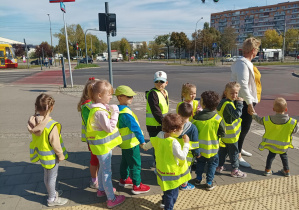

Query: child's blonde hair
left=222, top=82, right=241, bottom=98
left=273, top=97, right=287, bottom=113
left=181, top=83, right=196, bottom=101
left=35, top=93, right=55, bottom=116
left=87, top=80, right=113, bottom=103
left=77, top=78, right=99, bottom=111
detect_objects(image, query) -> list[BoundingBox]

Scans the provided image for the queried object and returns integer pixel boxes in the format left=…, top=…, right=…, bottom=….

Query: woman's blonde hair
left=77, top=78, right=99, bottom=112
left=181, top=83, right=196, bottom=101
left=242, top=37, right=261, bottom=55
left=222, top=82, right=241, bottom=98
left=35, top=93, right=55, bottom=116
left=87, top=80, right=113, bottom=103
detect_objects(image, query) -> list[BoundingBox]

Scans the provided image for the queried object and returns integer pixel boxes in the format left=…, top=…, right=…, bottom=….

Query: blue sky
left=1, top=0, right=298, bottom=46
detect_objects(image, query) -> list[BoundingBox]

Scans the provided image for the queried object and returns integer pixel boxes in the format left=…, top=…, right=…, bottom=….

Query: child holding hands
left=28, top=94, right=68, bottom=207
left=143, top=114, right=191, bottom=210
left=115, top=85, right=151, bottom=194
left=252, top=97, right=298, bottom=176
left=86, top=80, right=125, bottom=208
left=216, top=82, right=247, bottom=178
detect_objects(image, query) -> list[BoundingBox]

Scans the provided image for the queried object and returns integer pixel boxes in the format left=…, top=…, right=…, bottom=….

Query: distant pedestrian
left=45, top=57, right=49, bottom=67
left=115, top=85, right=151, bottom=195
left=77, top=77, right=100, bottom=190
left=216, top=82, right=247, bottom=178
left=85, top=80, right=126, bottom=208
left=251, top=97, right=299, bottom=177
left=28, top=94, right=69, bottom=207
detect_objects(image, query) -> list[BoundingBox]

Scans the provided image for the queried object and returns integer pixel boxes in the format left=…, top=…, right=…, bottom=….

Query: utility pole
left=194, top=17, right=203, bottom=57
left=282, top=16, right=286, bottom=62
left=47, top=14, right=55, bottom=67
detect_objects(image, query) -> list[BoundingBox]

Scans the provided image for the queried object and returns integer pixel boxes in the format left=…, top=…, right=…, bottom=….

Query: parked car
left=231, top=56, right=243, bottom=62
left=252, top=56, right=259, bottom=62
left=79, top=57, right=93, bottom=64
left=96, top=56, right=106, bottom=61
left=30, top=59, right=41, bottom=65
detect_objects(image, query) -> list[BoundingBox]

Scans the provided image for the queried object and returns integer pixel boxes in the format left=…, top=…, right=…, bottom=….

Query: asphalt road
left=70, top=62, right=299, bottom=102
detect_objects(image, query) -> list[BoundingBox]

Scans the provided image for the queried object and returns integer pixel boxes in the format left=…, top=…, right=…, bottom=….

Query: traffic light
left=107, top=13, right=116, bottom=37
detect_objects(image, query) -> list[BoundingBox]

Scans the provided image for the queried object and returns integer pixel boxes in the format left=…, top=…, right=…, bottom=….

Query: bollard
left=61, top=57, right=67, bottom=88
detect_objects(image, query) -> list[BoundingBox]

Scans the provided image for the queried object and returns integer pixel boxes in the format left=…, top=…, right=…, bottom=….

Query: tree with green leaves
left=220, top=27, right=237, bottom=54
left=111, top=41, right=120, bottom=51
left=261, top=29, right=283, bottom=49
left=119, top=38, right=131, bottom=61
left=198, top=23, right=220, bottom=58
left=136, top=41, right=147, bottom=59
left=155, top=34, right=171, bottom=59
left=35, top=42, right=52, bottom=57
left=285, top=28, right=299, bottom=54
left=170, top=32, right=189, bottom=63
left=12, top=44, right=25, bottom=57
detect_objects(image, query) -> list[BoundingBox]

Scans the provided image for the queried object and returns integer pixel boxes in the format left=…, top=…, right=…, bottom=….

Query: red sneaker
left=119, top=177, right=133, bottom=187
left=132, top=183, right=151, bottom=195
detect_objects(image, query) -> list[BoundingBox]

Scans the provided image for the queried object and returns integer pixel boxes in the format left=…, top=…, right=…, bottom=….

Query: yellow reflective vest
left=81, top=102, right=92, bottom=142
left=29, top=119, right=68, bottom=169
left=259, top=116, right=297, bottom=154
left=193, top=114, right=222, bottom=158
left=118, top=107, right=141, bottom=149
left=146, top=89, right=169, bottom=126
left=217, top=101, right=242, bottom=144
left=86, top=107, right=122, bottom=155
left=176, top=100, right=199, bottom=121
left=151, top=136, right=191, bottom=191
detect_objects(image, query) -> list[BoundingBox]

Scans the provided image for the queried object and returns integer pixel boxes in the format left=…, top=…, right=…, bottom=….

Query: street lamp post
left=84, top=29, right=98, bottom=64
left=47, top=14, right=55, bottom=67
left=194, top=17, right=203, bottom=57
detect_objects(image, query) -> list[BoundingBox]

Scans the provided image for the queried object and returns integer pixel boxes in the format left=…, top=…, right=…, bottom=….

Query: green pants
left=120, top=145, right=142, bottom=186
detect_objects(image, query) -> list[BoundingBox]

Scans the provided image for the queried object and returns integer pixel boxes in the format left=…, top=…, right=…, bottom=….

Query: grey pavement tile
left=0, top=175, right=9, bottom=185
left=15, top=195, right=44, bottom=210
left=28, top=172, right=44, bottom=183
left=10, top=183, right=38, bottom=196
left=0, top=196, right=20, bottom=210
left=5, top=173, right=32, bottom=186
left=3, top=166, right=25, bottom=176
left=35, top=182, right=47, bottom=195
left=72, top=168, right=90, bottom=179
left=58, top=178, right=84, bottom=190
left=0, top=186, right=14, bottom=198
left=23, top=164, right=43, bottom=174
left=57, top=168, right=75, bottom=180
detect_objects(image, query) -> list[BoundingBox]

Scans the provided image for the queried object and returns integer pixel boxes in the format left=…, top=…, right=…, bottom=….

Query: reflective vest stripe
left=186, top=157, right=193, bottom=162
left=290, top=119, right=296, bottom=125
left=88, top=131, right=121, bottom=146
left=265, top=116, right=269, bottom=121
left=45, top=120, right=57, bottom=129
left=198, top=139, right=218, bottom=146
left=81, top=133, right=86, bottom=139
left=30, top=142, right=66, bottom=157
left=262, top=138, right=291, bottom=146
left=157, top=168, right=190, bottom=182
left=30, top=153, right=38, bottom=161
left=146, top=113, right=167, bottom=118
left=40, top=159, right=56, bottom=166
left=259, top=144, right=288, bottom=153
left=191, top=142, right=199, bottom=148
left=215, top=115, right=221, bottom=120
left=122, top=133, right=136, bottom=141
left=226, top=119, right=241, bottom=131
left=82, top=125, right=86, bottom=130
left=223, top=126, right=241, bottom=138
left=200, top=148, right=219, bottom=155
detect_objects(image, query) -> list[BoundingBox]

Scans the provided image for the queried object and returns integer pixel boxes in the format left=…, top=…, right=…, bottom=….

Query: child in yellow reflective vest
left=252, top=97, right=299, bottom=177
left=115, top=85, right=151, bottom=195
left=143, top=114, right=191, bottom=210
left=193, top=91, right=225, bottom=190
left=28, top=94, right=68, bottom=207
left=77, top=77, right=100, bottom=189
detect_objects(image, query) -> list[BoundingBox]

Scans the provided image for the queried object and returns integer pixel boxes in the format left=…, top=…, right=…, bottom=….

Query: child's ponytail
left=35, top=93, right=55, bottom=117
left=77, top=78, right=98, bottom=111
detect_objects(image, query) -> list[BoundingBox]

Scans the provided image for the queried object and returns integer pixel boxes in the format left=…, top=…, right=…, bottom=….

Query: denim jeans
left=162, top=187, right=179, bottom=210
left=266, top=151, right=289, bottom=170
left=218, top=142, right=239, bottom=169
left=97, top=150, right=115, bottom=200
left=196, top=154, right=219, bottom=183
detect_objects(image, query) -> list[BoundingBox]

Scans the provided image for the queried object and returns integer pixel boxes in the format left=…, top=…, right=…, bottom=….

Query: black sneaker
left=206, top=183, right=216, bottom=191
left=194, top=179, right=202, bottom=186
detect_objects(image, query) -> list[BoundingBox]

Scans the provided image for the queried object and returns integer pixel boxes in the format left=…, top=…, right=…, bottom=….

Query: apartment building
left=210, top=1, right=299, bottom=46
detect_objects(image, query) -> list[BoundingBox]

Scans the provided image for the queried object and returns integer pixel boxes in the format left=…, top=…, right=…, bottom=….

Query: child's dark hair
left=162, top=113, right=183, bottom=133
left=201, top=91, right=220, bottom=111
left=178, top=102, right=193, bottom=118
left=35, top=93, right=55, bottom=116
left=222, top=82, right=240, bottom=98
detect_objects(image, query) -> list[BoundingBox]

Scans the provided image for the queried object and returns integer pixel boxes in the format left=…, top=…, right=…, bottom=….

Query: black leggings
left=238, top=102, right=255, bottom=153
left=266, top=151, right=289, bottom=170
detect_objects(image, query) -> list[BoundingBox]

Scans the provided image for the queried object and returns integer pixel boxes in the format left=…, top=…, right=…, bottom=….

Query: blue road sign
left=212, top=43, right=217, bottom=48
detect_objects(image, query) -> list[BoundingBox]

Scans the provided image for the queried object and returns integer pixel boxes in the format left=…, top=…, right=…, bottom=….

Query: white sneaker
left=47, top=196, right=68, bottom=207
left=239, top=157, right=251, bottom=168
left=241, top=149, right=252, bottom=157
left=160, top=203, right=165, bottom=209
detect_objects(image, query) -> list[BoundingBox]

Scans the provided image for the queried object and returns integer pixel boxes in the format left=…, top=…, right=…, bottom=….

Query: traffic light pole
left=63, top=12, right=73, bottom=87
left=106, top=2, right=113, bottom=87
